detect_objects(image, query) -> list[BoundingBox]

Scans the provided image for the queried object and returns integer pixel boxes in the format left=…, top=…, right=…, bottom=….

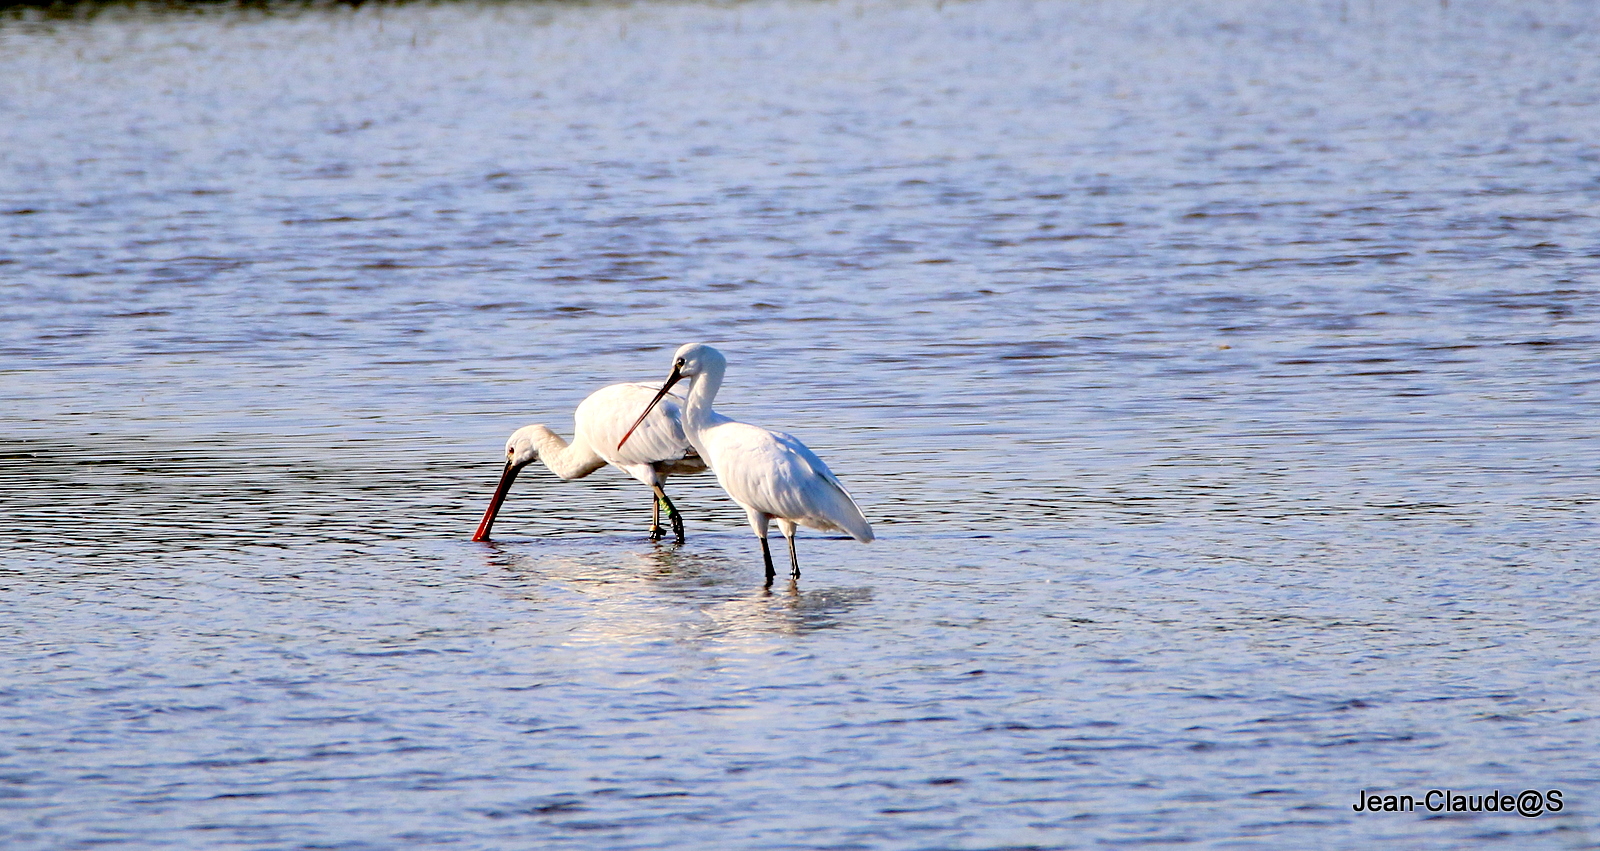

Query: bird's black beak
left=619, top=365, right=683, bottom=450
left=472, top=460, right=523, bottom=542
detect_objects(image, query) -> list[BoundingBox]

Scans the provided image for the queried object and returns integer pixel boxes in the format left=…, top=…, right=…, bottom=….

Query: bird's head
left=503, top=425, right=545, bottom=470
left=474, top=424, right=547, bottom=542
left=667, top=342, right=725, bottom=379
left=618, top=342, right=725, bottom=450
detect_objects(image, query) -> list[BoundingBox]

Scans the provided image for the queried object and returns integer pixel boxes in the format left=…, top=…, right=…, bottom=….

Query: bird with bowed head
left=473, top=382, right=706, bottom=543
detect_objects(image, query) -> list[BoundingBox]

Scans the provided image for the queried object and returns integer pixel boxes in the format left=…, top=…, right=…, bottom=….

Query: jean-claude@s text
left=1353, top=789, right=1563, bottom=817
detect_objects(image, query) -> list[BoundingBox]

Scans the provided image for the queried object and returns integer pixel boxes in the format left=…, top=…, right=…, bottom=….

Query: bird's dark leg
left=786, top=534, right=801, bottom=579
left=648, top=493, right=664, bottom=541
left=759, top=535, right=776, bottom=586
left=652, top=484, right=686, bottom=544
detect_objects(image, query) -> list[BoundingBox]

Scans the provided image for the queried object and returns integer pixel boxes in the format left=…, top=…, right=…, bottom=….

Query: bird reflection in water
left=478, top=542, right=873, bottom=640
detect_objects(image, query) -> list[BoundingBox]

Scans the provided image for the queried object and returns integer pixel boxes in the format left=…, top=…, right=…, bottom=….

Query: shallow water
left=3, top=0, right=1599, bottom=847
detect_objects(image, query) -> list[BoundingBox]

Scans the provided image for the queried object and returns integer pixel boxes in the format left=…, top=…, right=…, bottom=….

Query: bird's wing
left=770, top=431, right=873, bottom=540
left=577, top=383, right=695, bottom=469
left=769, top=431, right=853, bottom=497
left=710, top=423, right=873, bottom=542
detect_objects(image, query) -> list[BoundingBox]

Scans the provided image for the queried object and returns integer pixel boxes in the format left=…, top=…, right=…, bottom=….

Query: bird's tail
left=834, top=495, right=874, bottom=543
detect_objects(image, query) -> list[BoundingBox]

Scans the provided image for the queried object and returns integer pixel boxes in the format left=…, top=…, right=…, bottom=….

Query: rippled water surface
left=3, top=0, right=1599, bottom=847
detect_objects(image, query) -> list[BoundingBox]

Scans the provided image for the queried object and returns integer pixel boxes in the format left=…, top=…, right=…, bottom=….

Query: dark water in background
left=2, top=0, right=1599, bottom=847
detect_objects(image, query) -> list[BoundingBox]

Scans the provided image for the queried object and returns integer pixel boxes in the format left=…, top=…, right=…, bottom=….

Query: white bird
left=619, top=343, right=872, bottom=583
left=472, top=383, right=707, bottom=543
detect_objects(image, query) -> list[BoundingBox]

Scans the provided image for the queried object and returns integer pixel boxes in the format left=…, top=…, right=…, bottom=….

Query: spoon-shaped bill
left=617, top=367, right=683, bottom=450
left=471, top=461, right=522, bottom=541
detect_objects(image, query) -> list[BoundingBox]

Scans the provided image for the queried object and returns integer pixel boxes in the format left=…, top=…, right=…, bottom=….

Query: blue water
left=2, top=0, right=1598, bottom=847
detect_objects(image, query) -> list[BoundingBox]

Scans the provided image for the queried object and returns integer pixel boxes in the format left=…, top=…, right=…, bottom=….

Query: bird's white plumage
left=622, top=343, right=872, bottom=579
left=575, top=383, right=702, bottom=485
left=474, top=382, right=706, bottom=542
left=701, top=421, right=873, bottom=541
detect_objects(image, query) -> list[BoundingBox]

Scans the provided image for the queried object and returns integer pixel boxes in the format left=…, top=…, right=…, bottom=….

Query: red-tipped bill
left=471, top=461, right=523, bottom=541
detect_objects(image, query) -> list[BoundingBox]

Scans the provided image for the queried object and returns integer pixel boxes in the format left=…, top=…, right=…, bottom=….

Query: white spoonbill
left=472, top=383, right=707, bottom=543
left=619, top=343, right=872, bottom=583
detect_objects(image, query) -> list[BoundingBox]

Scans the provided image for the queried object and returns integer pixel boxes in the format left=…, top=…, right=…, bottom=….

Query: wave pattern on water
left=2, top=1, right=1599, bottom=849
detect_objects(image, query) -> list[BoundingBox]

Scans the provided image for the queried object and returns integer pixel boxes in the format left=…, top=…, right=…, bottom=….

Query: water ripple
left=3, top=1, right=1600, bottom=848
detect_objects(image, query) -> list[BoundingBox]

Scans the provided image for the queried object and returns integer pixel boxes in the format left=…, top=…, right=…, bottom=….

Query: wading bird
left=620, top=343, right=872, bottom=583
left=472, top=383, right=707, bottom=543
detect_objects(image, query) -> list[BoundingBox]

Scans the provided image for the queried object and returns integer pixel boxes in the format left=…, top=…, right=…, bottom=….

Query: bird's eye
left=675, top=358, right=685, bottom=368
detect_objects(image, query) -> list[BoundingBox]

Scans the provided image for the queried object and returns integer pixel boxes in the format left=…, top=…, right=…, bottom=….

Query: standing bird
left=472, top=383, right=707, bottom=543
left=619, top=344, right=873, bottom=583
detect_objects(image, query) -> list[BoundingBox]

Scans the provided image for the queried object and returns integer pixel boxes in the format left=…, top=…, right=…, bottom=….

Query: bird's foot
left=664, top=506, right=687, bottom=546
left=648, top=526, right=665, bottom=541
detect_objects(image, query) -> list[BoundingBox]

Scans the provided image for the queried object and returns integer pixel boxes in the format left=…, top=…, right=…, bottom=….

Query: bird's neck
left=529, top=426, right=607, bottom=480
left=681, top=369, right=726, bottom=453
